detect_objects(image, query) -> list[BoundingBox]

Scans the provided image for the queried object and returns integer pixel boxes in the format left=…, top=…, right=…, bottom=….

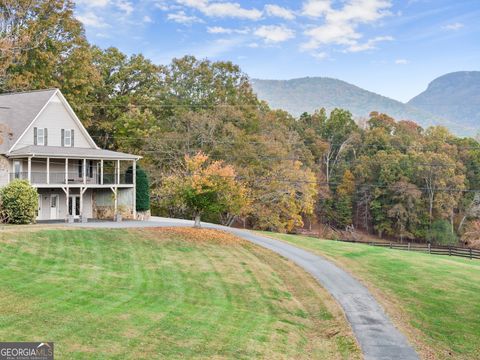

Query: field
left=0, top=228, right=359, bottom=359
left=264, top=233, right=480, bottom=360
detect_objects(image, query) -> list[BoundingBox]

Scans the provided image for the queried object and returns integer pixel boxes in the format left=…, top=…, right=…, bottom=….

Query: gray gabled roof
left=0, top=89, right=58, bottom=153
left=7, top=145, right=141, bottom=160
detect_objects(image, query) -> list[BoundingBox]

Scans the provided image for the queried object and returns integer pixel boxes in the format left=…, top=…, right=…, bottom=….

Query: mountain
left=251, top=77, right=473, bottom=136
left=408, top=71, right=480, bottom=135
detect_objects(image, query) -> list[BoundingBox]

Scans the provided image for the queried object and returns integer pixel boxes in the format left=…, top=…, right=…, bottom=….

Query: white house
left=0, top=89, right=141, bottom=221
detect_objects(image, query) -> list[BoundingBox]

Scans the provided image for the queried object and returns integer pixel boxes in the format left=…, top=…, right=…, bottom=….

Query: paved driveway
left=68, top=217, right=419, bottom=360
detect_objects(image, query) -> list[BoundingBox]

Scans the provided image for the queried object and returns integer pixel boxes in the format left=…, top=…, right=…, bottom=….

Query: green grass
left=262, top=232, right=480, bottom=360
left=0, top=228, right=359, bottom=359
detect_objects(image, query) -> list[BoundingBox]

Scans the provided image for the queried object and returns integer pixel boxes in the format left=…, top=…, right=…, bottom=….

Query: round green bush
left=0, top=180, right=39, bottom=224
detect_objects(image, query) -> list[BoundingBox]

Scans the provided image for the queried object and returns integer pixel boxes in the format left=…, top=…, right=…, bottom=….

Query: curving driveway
left=69, top=217, right=419, bottom=360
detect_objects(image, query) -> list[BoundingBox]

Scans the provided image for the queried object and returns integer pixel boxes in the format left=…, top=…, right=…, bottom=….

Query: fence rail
left=336, top=239, right=480, bottom=260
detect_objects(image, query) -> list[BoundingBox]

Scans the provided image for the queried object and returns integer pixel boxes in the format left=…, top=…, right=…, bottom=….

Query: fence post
left=428, top=243, right=431, bottom=254
left=449, top=246, right=452, bottom=256
left=470, top=248, right=473, bottom=260
left=390, top=242, right=392, bottom=249
left=408, top=243, right=411, bottom=251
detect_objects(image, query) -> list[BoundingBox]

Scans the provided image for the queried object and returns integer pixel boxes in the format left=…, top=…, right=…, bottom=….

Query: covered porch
left=7, top=145, right=141, bottom=222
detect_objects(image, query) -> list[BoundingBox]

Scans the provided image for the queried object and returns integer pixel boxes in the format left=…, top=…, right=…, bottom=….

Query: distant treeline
left=1, top=0, right=479, bottom=244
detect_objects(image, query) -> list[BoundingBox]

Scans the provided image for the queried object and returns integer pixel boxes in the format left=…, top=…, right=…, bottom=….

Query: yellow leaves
left=160, top=151, right=250, bottom=217
left=337, top=170, right=355, bottom=197
left=143, top=227, right=248, bottom=246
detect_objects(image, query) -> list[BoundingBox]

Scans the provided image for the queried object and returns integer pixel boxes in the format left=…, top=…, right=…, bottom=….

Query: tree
left=159, top=152, right=249, bottom=227
left=387, top=181, right=422, bottom=242
left=321, top=109, right=358, bottom=183
left=1, top=0, right=100, bottom=120
left=249, top=160, right=317, bottom=233
left=335, top=170, right=355, bottom=228
left=414, top=151, right=465, bottom=222
left=126, top=165, right=150, bottom=212
left=0, top=180, right=38, bottom=224
left=428, top=220, right=458, bottom=245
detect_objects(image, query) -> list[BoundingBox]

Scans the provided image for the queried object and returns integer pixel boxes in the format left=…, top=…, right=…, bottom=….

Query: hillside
left=408, top=71, right=480, bottom=135
left=251, top=77, right=470, bottom=135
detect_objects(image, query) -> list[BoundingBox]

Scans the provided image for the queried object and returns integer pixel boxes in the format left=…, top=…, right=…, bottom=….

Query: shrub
left=0, top=180, right=38, bottom=224
left=126, top=165, right=150, bottom=212
left=427, top=220, right=458, bottom=245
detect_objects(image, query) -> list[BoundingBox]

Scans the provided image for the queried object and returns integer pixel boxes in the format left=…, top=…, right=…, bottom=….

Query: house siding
left=15, top=94, right=92, bottom=150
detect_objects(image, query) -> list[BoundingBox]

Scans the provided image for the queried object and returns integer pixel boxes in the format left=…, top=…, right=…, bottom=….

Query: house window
left=64, top=129, right=72, bottom=147
left=34, top=127, right=47, bottom=146
left=13, top=160, right=22, bottom=179
left=37, top=128, right=45, bottom=145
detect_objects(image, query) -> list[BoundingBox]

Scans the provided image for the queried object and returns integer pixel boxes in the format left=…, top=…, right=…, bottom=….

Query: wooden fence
left=336, top=239, right=480, bottom=260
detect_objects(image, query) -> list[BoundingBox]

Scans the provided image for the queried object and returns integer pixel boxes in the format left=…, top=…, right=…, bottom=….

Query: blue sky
left=75, top=0, right=480, bottom=102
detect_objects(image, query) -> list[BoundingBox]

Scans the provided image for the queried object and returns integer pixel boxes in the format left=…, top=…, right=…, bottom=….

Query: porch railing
left=10, top=172, right=133, bottom=185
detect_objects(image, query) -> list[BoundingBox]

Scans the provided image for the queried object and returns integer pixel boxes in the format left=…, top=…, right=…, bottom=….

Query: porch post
left=46, top=158, right=50, bottom=184
left=114, top=187, right=118, bottom=215
left=79, top=187, right=88, bottom=222
left=117, top=160, right=120, bottom=184
left=27, top=157, right=32, bottom=182
left=133, top=160, right=137, bottom=219
left=83, top=158, right=86, bottom=184
left=111, top=186, right=118, bottom=219
left=65, top=158, right=69, bottom=184
left=100, top=159, right=104, bottom=185
left=65, top=187, right=69, bottom=221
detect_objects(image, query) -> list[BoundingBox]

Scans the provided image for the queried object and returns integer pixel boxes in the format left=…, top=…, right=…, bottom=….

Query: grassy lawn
left=263, top=232, right=480, bottom=360
left=0, top=228, right=359, bottom=359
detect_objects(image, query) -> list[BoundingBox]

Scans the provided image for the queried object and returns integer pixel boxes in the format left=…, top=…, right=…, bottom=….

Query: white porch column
left=46, top=158, right=50, bottom=184
left=79, top=187, right=87, bottom=221
left=27, top=157, right=32, bottom=183
left=111, top=186, right=118, bottom=218
left=133, top=160, right=137, bottom=219
left=65, top=187, right=70, bottom=221
left=65, top=158, right=69, bottom=184
left=117, top=160, right=120, bottom=184
left=83, top=158, right=86, bottom=184
left=100, top=159, right=104, bottom=185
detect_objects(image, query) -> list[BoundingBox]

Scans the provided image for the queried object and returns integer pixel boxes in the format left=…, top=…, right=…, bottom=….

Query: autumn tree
left=335, top=170, right=355, bottom=228
left=159, top=152, right=249, bottom=228
left=1, top=0, right=99, bottom=120
left=248, top=160, right=317, bottom=233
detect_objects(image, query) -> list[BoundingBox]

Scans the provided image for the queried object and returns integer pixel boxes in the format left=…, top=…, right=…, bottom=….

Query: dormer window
left=34, top=127, right=47, bottom=146
left=62, top=129, right=74, bottom=147
left=64, top=129, right=71, bottom=146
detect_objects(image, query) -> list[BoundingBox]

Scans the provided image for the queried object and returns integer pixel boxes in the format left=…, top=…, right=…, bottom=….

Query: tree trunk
left=194, top=214, right=201, bottom=228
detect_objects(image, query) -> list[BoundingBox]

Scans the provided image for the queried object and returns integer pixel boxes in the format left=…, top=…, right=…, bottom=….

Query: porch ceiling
left=7, top=145, right=140, bottom=160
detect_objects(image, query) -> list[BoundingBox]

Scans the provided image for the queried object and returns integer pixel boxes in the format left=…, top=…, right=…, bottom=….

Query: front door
left=50, top=195, right=59, bottom=220
left=68, top=195, right=81, bottom=218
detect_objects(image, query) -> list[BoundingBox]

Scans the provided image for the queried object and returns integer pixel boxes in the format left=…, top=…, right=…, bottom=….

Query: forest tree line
left=1, top=0, right=479, bottom=244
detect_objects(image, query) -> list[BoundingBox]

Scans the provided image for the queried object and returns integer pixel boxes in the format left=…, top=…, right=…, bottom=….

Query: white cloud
left=395, top=58, right=409, bottom=65
left=143, top=15, right=153, bottom=23
left=265, top=4, right=295, bottom=20
left=301, top=0, right=393, bottom=54
left=76, top=12, right=109, bottom=28
left=254, top=25, right=295, bottom=43
left=167, top=11, right=203, bottom=24
left=443, top=22, right=464, bottom=31
left=346, top=35, right=393, bottom=52
left=207, top=26, right=249, bottom=34
left=312, top=51, right=328, bottom=60
left=76, top=0, right=111, bottom=7
left=116, top=0, right=134, bottom=15
left=176, top=0, right=263, bottom=20
left=302, top=0, right=331, bottom=17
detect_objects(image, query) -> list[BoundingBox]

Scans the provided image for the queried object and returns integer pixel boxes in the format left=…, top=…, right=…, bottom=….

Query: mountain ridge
left=251, top=74, right=477, bottom=136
